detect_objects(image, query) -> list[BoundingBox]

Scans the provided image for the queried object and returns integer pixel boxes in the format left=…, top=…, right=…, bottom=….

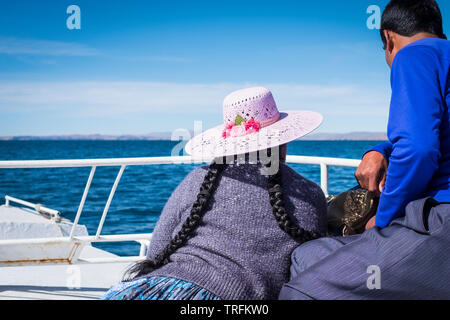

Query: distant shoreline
left=0, top=132, right=388, bottom=142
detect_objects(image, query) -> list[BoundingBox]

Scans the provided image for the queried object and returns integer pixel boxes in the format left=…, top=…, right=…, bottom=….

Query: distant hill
left=302, top=132, right=388, bottom=141
left=0, top=132, right=388, bottom=141
left=0, top=133, right=174, bottom=141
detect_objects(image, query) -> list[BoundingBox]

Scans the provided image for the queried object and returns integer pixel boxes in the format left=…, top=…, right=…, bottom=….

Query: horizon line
left=0, top=131, right=388, bottom=142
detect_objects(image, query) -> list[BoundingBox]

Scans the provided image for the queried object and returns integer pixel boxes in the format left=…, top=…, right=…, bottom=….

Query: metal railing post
left=69, top=166, right=96, bottom=239
left=137, top=240, right=150, bottom=257
left=95, top=165, right=126, bottom=240
left=320, top=163, right=329, bottom=197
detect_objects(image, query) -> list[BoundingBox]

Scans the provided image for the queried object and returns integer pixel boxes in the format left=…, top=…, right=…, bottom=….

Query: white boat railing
left=0, top=155, right=361, bottom=265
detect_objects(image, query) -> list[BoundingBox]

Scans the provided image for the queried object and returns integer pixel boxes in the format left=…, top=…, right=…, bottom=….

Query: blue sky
left=1, top=0, right=449, bottom=136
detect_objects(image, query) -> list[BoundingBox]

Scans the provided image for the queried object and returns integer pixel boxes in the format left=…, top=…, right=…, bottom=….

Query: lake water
left=0, top=140, right=382, bottom=256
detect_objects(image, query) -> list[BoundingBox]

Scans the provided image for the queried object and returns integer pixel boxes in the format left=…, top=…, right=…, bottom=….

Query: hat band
left=260, top=112, right=280, bottom=128
left=222, top=112, right=280, bottom=139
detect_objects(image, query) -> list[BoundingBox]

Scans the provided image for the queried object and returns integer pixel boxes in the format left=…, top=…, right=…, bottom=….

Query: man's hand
left=355, top=151, right=388, bottom=197
left=365, top=216, right=376, bottom=230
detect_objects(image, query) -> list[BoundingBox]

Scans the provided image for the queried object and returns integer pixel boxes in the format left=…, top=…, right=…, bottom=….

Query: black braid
left=267, top=163, right=323, bottom=243
left=124, top=157, right=321, bottom=282
left=123, top=161, right=226, bottom=281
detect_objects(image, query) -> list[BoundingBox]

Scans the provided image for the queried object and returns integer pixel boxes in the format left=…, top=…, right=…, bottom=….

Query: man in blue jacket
left=280, top=0, right=450, bottom=299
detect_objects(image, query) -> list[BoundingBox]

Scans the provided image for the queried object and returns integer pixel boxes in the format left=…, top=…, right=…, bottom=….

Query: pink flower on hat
left=230, top=125, right=247, bottom=137
left=222, top=130, right=229, bottom=139
left=245, top=118, right=261, bottom=132
left=222, top=117, right=261, bottom=139
left=222, top=122, right=235, bottom=138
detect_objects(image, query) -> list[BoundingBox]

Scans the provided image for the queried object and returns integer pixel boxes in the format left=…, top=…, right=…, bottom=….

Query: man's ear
left=384, top=30, right=394, bottom=53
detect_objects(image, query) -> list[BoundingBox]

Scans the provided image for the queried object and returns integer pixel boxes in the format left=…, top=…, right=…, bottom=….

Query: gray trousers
left=279, top=197, right=450, bottom=300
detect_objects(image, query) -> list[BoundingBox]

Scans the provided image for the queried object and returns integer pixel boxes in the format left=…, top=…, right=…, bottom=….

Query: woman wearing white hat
left=102, top=87, right=327, bottom=300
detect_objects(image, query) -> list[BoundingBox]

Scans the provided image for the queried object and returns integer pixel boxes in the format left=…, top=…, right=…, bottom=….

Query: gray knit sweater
left=146, top=163, right=327, bottom=300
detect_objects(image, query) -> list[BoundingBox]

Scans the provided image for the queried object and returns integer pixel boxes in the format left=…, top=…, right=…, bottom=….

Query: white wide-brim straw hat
left=185, top=87, right=323, bottom=159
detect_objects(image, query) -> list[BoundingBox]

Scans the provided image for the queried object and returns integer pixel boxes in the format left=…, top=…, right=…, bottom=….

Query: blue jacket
left=368, top=38, right=450, bottom=228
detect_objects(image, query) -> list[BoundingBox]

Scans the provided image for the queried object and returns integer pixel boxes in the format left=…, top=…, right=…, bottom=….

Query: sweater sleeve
left=146, top=168, right=203, bottom=260
left=375, top=46, right=443, bottom=228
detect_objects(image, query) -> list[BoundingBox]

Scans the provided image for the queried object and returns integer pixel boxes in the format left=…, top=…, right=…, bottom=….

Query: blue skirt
left=101, top=276, right=221, bottom=300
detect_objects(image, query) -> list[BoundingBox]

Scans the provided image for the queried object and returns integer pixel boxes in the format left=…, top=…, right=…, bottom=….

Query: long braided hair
left=267, top=163, right=323, bottom=242
left=124, top=156, right=322, bottom=281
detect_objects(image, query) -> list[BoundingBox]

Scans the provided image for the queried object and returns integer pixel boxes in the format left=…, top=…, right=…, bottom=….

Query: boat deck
left=0, top=246, right=131, bottom=300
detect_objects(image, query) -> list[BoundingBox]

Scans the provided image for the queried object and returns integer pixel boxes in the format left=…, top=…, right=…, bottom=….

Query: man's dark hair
left=380, top=0, right=446, bottom=49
